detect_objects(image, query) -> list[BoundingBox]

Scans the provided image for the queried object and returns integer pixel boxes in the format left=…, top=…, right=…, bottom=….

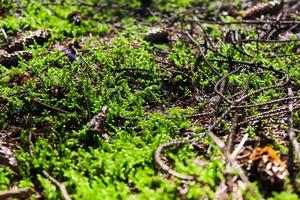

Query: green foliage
left=0, top=167, right=13, bottom=190
left=268, top=191, right=299, bottom=200
left=37, top=174, right=59, bottom=199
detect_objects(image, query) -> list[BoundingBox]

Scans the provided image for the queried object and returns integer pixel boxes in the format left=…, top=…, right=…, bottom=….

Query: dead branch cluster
left=153, top=2, right=300, bottom=197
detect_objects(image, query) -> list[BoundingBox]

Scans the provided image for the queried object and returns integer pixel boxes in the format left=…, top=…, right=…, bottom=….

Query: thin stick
left=239, top=104, right=300, bottom=125
left=42, top=171, right=71, bottom=200
left=227, top=112, right=240, bottom=152
left=32, top=99, right=69, bottom=114
left=227, top=75, right=250, bottom=152
left=0, top=188, right=33, bottom=199
left=214, top=73, right=233, bottom=104
left=185, top=111, right=213, bottom=118
left=286, top=86, right=300, bottom=194
left=287, top=88, right=300, bottom=161
left=0, top=28, right=8, bottom=40
left=231, top=134, right=249, bottom=160
left=191, top=18, right=300, bottom=25
left=186, top=32, right=222, bottom=77
left=7, top=90, right=30, bottom=97
left=210, top=106, right=233, bottom=130
left=240, top=38, right=300, bottom=43
left=206, top=130, right=252, bottom=187
left=42, top=54, right=66, bottom=72
left=233, top=96, right=300, bottom=109
left=236, top=80, right=288, bottom=103
left=154, top=141, right=194, bottom=181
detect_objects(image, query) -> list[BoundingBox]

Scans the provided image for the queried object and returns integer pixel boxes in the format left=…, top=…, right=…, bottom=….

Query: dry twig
left=186, top=32, right=221, bottom=77
left=42, top=171, right=72, bottom=200
left=154, top=140, right=195, bottom=181
left=0, top=188, right=33, bottom=199
left=231, top=133, right=249, bottom=160
left=32, top=99, right=69, bottom=114
left=287, top=88, right=300, bottom=162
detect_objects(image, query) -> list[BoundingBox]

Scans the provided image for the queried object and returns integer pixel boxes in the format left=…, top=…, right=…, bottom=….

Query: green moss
left=0, top=0, right=299, bottom=199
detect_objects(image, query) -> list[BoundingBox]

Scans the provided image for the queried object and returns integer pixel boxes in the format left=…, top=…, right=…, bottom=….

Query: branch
left=231, top=133, right=249, bottom=160
left=287, top=88, right=300, bottom=162
left=42, top=171, right=71, bottom=200
left=154, top=141, right=194, bottom=181
left=32, top=99, right=69, bottom=114
left=186, top=32, right=222, bottom=78
left=0, top=188, right=33, bottom=199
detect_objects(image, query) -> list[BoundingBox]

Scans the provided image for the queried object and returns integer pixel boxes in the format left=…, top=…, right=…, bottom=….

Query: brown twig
left=230, top=33, right=255, bottom=58
left=286, top=86, right=300, bottom=194
left=42, top=171, right=72, bottom=200
left=154, top=140, right=195, bottom=181
left=233, top=96, right=300, bottom=109
left=206, top=130, right=252, bottom=185
left=186, top=32, right=222, bottom=78
left=0, top=188, right=33, bottom=199
left=32, top=99, right=69, bottom=114
left=6, top=90, right=30, bottom=97
left=214, top=72, right=235, bottom=104
left=236, top=80, right=288, bottom=103
left=239, top=104, right=300, bottom=125
left=191, top=18, right=300, bottom=25
left=240, top=38, right=300, bottom=43
left=287, top=88, right=300, bottom=162
left=227, top=76, right=249, bottom=152
left=185, top=111, right=213, bottom=119
left=207, top=58, right=288, bottom=77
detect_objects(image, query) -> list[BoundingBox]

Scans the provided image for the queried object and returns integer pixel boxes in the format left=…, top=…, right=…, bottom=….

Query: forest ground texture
left=0, top=0, right=300, bottom=199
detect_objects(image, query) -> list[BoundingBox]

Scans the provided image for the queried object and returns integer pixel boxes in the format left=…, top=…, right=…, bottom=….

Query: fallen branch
left=0, top=188, right=33, bottom=199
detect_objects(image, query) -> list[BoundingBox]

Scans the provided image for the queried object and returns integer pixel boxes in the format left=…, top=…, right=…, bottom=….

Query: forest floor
left=0, top=0, right=300, bottom=199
